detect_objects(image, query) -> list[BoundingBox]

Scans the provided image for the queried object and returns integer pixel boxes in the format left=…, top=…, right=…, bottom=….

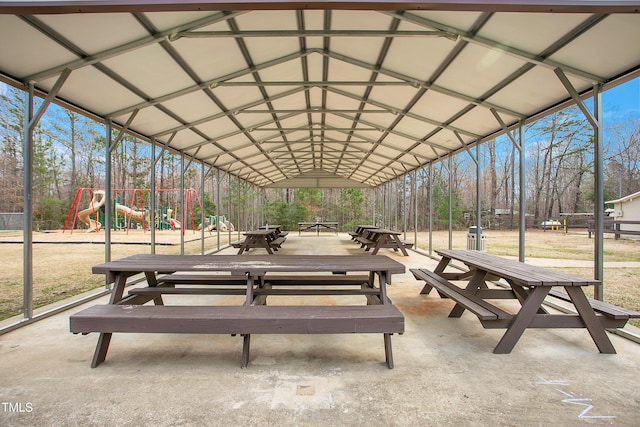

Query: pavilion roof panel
left=0, top=5, right=637, bottom=188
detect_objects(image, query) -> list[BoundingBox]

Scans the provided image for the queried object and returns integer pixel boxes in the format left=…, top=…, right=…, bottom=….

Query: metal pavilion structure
left=1, top=1, right=639, bottom=330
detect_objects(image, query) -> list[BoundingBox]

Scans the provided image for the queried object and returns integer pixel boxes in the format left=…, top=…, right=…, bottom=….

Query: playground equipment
left=76, top=190, right=106, bottom=233
left=65, top=189, right=148, bottom=233
left=64, top=188, right=231, bottom=234
left=165, top=208, right=181, bottom=230
left=197, top=215, right=235, bottom=232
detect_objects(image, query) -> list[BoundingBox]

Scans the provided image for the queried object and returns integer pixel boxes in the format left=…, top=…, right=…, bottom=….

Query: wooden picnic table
left=70, top=254, right=406, bottom=368
left=236, top=229, right=283, bottom=254
left=355, top=228, right=412, bottom=256
left=298, top=221, right=339, bottom=235
left=349, top=224, right=378, bottom=240
left=411, top=249, right=640, bottom=354
left=259, top=224, right=283, bottom=234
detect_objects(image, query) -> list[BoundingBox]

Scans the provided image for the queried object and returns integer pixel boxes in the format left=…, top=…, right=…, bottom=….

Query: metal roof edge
left=1, top=1, right=639, bottom=15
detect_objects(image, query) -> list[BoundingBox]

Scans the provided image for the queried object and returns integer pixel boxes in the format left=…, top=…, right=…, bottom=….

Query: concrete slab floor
left=1, top=234, right=639, bottom=426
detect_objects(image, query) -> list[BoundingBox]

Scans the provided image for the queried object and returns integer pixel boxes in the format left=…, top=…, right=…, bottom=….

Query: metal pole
left=228, top=172, right=232, bottom=244
left=429, top=163, right=433, bottom=255
left=200, top=162, right=205, bottom=254
left=519, top=122, right=525, bottom=262
left=476, top=144, right=482, bottom=250
left=449, top=156, right=453, bottom=250
left=150, top=139, right=156, bottom=254
left=180, top=153, right=185, bottom=254
left=104, top=121, right=112, bottom=265
left=22, top=84, right=34, bottom=320
left=216, top=169, right=221, bottom=251
left=403, top=175, right=407, bottom=239
left=594, top=84, right=604, bottom=299
left=237, top=179, right=241, bottom=239
left=372, top=188, right=376, bottom=225
left=414, top=169, right=418, bottom=251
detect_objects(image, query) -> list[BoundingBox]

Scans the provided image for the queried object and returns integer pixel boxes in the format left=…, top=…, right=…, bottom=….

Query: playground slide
left=115, top=204, right=145, bottom=222
left=77, top=190, right=148, bottom=232
left=196, top=220, right=235, bottom=232
left=77, top=190, right=106, bottom=232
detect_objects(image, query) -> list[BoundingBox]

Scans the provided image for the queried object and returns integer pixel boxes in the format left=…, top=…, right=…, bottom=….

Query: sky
left=602, top=77, right=640, bottom=119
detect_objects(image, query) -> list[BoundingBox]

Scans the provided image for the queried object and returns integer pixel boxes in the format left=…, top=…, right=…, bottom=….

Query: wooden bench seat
left=129, top=287, right=247, bottom=296
left=263, top=274, right=370, bottom=286
left=548, top=289, right=640, bottom=321
left=355, top=237, right=374, bottom=249
left=128, top=287, right=379, bottom=297
left=156, top=274, right=249, bottom=286
left=269, top=236, right=286, bottom=248
left=231, top=240, right=245, bottom=248
left=70, top=304, right=404, bottom=368
left=400, top=240, right=413, bottom=248
left=410, top=268, right=513, bottom=323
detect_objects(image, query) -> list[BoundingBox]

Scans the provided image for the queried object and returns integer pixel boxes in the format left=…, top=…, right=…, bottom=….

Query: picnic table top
left=243, top=229, right=277, bottom=236
left=436, top=249, right=600, bottom=287
left=298, top=221, right=338, bottom=225
left=93, top=254, right=406, bottom=275
left=368, top=228, right=402, bottom=235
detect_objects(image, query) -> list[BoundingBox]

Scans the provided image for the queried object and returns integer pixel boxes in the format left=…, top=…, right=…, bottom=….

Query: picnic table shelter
left=1, top=1, right=640, bottom=340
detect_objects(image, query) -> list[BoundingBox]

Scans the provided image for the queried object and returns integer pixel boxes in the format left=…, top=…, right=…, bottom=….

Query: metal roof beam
left=318, top=49, right=525, bottom=119
left=172, top=29, right=458, bottom=39
left=108, top=49, right=315, bottom=118
left=383, top=10, right=606, bottom=84
left=23, top=11, right=242, bottom=83
left=326, top=86, right=480, bottom=141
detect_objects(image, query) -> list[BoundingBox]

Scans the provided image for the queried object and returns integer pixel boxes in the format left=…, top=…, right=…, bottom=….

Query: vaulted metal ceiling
left=1, top=2, right=639, bottom=188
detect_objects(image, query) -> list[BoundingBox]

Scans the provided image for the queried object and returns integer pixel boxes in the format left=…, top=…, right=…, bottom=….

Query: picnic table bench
left=356, top=228, right=413, bottom=256
left=127, top=272, right=375, bottom=303
left=410, top=250, right=640, bottom=354
left=70, top=254, right=405, bottom=369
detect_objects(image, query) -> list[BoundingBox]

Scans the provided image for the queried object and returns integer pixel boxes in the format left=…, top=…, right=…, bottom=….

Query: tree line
left=1, top=82, right=638, bottom=232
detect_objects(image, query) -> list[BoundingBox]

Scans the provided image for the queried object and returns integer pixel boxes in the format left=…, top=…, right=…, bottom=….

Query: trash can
left=467, top=226, right=486, bottom=251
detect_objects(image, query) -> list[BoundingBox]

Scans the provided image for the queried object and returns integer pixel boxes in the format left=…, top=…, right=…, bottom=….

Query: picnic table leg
left=144, top=272, right=164, bottom=305
left=420, top=257, right=452, bottom=295
left=87, top=273, right=130, bottom=367
left=241, top=334, right=251, bottom=368
left=564, top=286, right=616, bottom=354
left=391, top=236, right=409, bottom=256
left=493, top=286, right=551, bottom=354
left=90, top=333, right=112, bottom=368
left=508, top=281, right=547, bottom=314
left=383, top=333, right=394, bottom=369
left=370, top=235, right=383, bottom=254
left=257, top=235, right=274, bottom=254
left=449, top=270, right=488, bottom=318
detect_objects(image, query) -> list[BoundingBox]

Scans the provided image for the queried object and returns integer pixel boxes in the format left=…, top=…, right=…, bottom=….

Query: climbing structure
left=63, top=188, right=205, bottom=234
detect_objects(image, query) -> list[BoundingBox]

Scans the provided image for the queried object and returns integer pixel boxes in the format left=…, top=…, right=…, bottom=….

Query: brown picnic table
left=69, top=254, right=405, bottom=368
left=258, top=224, right=287, bottom=237
left=298, top=221, right=338, bottom=235
left=235, top=229, right=284, bottom=254
left=355, top=228, right=412, bottom=256
left=349, top=224, right=378, bottom=240
left=411, top=250, right=640, bottom=354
